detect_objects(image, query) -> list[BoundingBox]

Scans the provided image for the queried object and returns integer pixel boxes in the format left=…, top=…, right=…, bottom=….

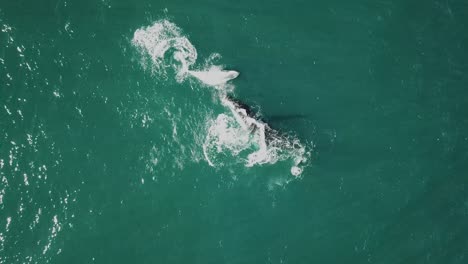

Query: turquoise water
left=1, top=0, right=468, bottom=263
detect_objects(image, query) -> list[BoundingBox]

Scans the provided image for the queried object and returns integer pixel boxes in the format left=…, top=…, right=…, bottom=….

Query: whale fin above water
left=188, top=67, right=239, bottom=86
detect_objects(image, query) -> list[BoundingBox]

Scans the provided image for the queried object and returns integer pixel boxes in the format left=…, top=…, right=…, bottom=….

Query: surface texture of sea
left=1, top=0, right=468, bottom=263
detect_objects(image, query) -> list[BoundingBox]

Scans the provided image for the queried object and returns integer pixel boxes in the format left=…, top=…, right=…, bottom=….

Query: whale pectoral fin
left=188, top=69, right=239, bottom=86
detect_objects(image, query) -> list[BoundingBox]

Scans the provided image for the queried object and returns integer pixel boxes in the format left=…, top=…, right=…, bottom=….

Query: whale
left=222, top=95, right=310, bottom=143
left=224, top=95, right=256, bottom=118
left=188, top=68, right=239, bottom=86
left=225, top=95, right=308, bottom=125
left=222, top=95, right=277, bottom=141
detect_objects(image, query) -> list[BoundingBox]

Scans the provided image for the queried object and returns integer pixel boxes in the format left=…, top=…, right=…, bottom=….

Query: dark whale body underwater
left=224, top=94, right=307, bottom=127
left=223, top=94, right=310, bottom=146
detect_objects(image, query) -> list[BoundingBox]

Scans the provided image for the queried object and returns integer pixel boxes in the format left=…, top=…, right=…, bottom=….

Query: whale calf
left=188, top=68, right=239, bottom=86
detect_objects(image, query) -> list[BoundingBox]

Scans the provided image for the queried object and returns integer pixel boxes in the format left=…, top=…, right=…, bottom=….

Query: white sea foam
left=133, top=19, right=309, bottom=176
left=132, top=20, right=238, bottom=87
left=132, top=20, right=197, bottom=81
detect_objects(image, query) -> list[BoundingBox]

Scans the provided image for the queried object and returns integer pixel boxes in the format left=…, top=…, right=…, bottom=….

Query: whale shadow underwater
left=224, top=95, right=308, bottom=127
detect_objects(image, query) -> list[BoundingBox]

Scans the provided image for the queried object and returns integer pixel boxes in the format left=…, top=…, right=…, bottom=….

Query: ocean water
left=1, top=0, right=468, bottom=263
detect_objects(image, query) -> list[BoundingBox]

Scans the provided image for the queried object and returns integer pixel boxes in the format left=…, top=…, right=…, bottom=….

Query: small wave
left=132, top=19, right=309, bottom=177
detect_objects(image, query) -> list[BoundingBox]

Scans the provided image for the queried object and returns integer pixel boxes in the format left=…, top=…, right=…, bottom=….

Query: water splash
left=132, top=19, right=309, bottom=177
left=132, top=20, right=197, bottom=81
left=188, top=67, right=239, bottom=87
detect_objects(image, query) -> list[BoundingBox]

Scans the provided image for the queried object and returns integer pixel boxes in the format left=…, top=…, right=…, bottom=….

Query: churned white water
left=132, top=19, right=309, bottom=176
